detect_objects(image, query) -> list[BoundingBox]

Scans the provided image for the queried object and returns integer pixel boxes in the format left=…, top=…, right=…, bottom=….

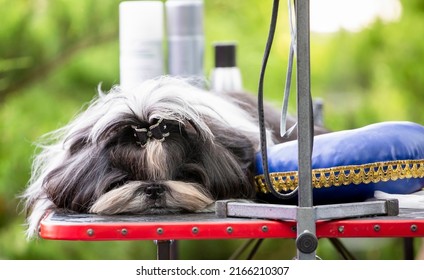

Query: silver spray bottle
left=165, top=0, right=204, bottom=78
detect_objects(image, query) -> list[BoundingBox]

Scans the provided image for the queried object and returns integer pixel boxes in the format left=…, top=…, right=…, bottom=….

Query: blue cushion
left=255, top=121, right=424, bottom=204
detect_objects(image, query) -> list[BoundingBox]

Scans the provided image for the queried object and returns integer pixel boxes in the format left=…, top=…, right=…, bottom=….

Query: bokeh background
left=1, top=0, right=424, bottom=259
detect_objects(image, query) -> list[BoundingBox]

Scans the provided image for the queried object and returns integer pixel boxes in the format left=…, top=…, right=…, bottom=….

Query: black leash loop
left=258, top=0, right=298, bottom=199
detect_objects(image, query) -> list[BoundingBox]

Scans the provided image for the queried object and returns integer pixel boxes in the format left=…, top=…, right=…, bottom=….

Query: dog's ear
left=43, top=147, right=126, bottom=212
left=199, top=128, right=257, bottom=200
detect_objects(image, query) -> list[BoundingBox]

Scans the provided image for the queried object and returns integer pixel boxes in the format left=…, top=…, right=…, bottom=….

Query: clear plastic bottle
left=210, top=42, right=243, bottom=93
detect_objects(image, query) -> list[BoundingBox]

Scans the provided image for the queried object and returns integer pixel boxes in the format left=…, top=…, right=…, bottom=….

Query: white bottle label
left=120, top=40, right=163, bottom=90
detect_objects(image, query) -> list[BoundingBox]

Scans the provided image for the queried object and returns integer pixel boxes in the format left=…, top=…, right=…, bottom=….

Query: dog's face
left=47, top=114, right=257, bottom=216
left=23, top=77, right=275, bottom=237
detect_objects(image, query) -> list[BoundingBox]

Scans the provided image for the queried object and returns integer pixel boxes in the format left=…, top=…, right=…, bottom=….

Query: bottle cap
left=214, top=43, right=237, bottom=68
left=166, top=0, right=204, bottom=36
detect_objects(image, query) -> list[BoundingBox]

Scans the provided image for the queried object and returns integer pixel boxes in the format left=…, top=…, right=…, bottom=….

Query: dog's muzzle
left=143, top=184, right=165, bottom=200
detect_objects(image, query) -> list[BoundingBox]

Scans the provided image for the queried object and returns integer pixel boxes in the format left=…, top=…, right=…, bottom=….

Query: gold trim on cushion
left=255, top=159, right=424, bottom=194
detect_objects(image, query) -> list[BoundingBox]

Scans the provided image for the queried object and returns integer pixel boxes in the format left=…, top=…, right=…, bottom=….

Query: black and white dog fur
left=22, top=76, right=326, bottom=238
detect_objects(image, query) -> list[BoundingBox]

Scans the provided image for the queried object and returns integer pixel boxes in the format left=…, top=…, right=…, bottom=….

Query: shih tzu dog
left=22, top=76, right=325, bottom=238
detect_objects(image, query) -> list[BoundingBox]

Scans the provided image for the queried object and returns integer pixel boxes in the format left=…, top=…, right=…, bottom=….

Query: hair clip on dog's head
left=132, top=118, right=171, bottom=147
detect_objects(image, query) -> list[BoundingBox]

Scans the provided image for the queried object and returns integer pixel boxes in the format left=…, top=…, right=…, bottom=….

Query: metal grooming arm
left=215, top=0, right=399, bottom=260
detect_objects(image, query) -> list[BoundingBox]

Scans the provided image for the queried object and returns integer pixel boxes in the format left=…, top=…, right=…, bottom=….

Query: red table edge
left=39, top=212, right=424, bottom=241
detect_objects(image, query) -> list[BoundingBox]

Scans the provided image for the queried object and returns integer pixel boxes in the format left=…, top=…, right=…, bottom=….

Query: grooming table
left=37, top=0, right=424, bottom=261
left=39, top=207, right=424, bottom=259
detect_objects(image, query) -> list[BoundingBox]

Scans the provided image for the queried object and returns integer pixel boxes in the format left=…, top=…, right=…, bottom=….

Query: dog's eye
left=176, top=164, right=209, bottom=185
left=106, top=178, right=128, bottom=191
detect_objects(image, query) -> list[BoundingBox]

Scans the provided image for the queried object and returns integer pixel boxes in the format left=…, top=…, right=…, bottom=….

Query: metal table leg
left=403, top=238, right=415, bottom=260
left=155, top=240, right=175, bottom=260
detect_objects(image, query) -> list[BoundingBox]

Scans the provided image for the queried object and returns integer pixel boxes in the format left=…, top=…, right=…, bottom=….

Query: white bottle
left=119, top=1, right=164, bottom=90
left=210, top=42, right=243, bottom=93
left=165, top=0, right=204, bottom=78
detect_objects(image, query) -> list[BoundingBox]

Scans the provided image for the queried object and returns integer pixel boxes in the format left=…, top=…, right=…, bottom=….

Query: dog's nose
left=144, top=184, right=165, bottom=200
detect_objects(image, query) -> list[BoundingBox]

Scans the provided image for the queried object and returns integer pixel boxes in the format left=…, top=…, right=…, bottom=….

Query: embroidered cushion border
left=255, top=159, right=424, bottom=194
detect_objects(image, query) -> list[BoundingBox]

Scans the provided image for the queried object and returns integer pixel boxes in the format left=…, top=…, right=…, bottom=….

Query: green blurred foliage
left=0, top=0, right=423, bottom=260
left=312, top=0, right=424, bottom=130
